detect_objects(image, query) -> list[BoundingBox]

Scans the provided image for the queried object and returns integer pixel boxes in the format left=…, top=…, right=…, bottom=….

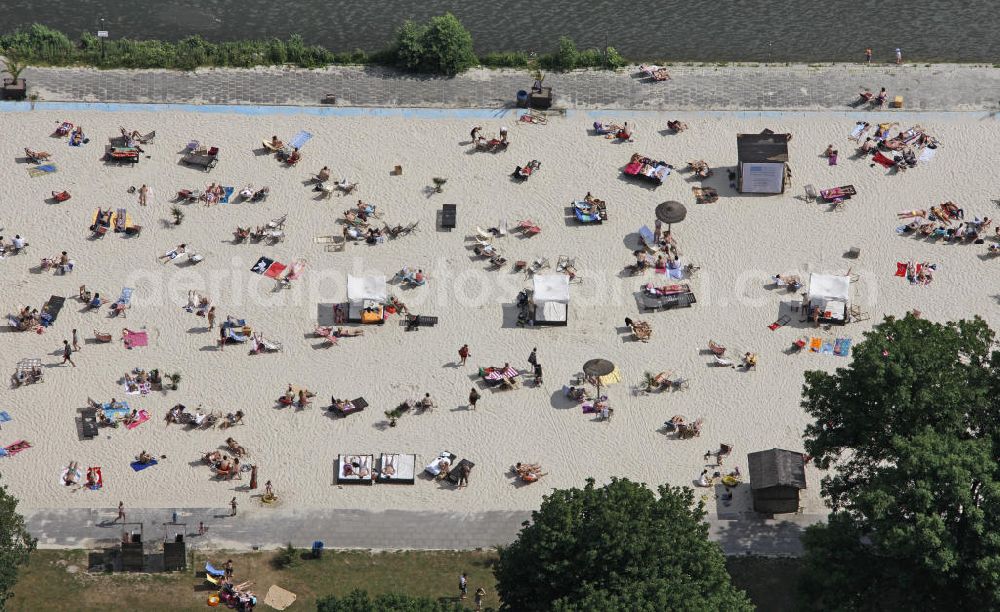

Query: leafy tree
left=0, top=476, right=36, bottom=608
left=799, top=314, right=1000, bottom=610
left=494, top=478, right=752, bottom=611
left=316, top=589, right=465, bottom=612
left=393, top=13, right=477, bottom=76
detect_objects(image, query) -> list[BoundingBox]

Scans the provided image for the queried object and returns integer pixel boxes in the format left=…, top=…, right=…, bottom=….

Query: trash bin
left=516, top=90, right=529, bottom=108
left=311, top=541, right=324, bottom=559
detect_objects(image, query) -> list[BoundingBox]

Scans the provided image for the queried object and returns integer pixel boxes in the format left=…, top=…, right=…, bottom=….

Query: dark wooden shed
left=747, top=448, right=807, bottom=514
left=736, top=130, right=791, bottom=194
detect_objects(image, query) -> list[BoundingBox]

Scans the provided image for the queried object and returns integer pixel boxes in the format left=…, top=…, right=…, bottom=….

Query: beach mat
left=872, top=151, right=895, bottom=168
left=28, top=164, right=57, bottom=177
left=219, top=186, right=235, bottom=204
left=289, top=131, right=313, bottom=150
left=41, top=295, right=66, bottom=325
left=125, top=409, right=150, bottom=429
left=264, top=585, right=298, bottom=611
left=3, top=440, right=32, bottom=456
left=102, top=403, right=130, bottom=422
left=123, top=331, right=148, bottom=349
left=0, top=411, right=11, bottom=423
left=130, top=458, right=158, bottom=472
left=918, top=147, right=937, bottom=163
left=88, top=467, right=103, bottom=490
left=251, top=257, right=274, bottom=274
left=895, top=262, right=908, bottom=277
left=834, top=338, right=852, bottom=356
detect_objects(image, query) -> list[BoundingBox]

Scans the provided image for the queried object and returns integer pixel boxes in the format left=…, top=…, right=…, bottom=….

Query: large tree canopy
left=0, top=476, right=35, bottom=609
left=799, top=314, right=1000, bottom=610
left=494, top=478, right=752, bottom=612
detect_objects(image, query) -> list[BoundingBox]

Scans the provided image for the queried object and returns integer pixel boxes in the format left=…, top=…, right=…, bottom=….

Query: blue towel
left=102, top=402, right=130, bottom=422
left=289, top=131, right=313, bottom=150
left=0, top=411, right=11, bottom=423
left=205, top=562, right=225, bottom=577
left=117, top=287, right=133, bottom=306
left=130, top=459, right=158, bottom=472
left=36, top=164, right=57, bottom=173
left=835, top=338, right=852, bottom=357
left=220, top=186, right=235, bottom=204
left=820, top=342, right=834, bottom=355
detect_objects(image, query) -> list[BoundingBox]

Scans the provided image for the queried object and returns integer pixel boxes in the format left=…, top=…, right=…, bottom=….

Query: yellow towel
left=599, top=367, right=622, bottom=386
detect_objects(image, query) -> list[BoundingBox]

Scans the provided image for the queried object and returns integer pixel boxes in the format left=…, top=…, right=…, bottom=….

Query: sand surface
left=1, top=107, right=997, bottom=518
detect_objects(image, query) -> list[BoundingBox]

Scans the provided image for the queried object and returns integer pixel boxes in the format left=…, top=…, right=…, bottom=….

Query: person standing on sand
left=207, top=307, right=216, bottom=330
left=229, top=497, right=238, bottom=516
left=468, top=387, right=481, bottom=410
left=458, top=463, right=471, bottom=488
left=114, top=501, right=125, bottom=523
left=62, top=340, right=76, bottom=367
left=72, top=328, right=80, bottom=352
left=527, top=347, right=538, bottom=369
left=138, top=184, right=150, bottom=206
left=865, top=48, right=872, bottom=64
left=458, top=344, right=470, bottom=366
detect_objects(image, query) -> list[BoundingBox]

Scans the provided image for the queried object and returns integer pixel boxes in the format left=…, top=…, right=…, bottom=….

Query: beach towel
left=849, top=123, right=866, bottom=140
left=820, top=342, right=834, bottom=355
left=130, top=458, right=158, bottom=472
left=219, top=186, right=235, bottom=204
left=60, top=466, right=83, bottom=486
left=205, top=562, right=226, bottom=577
left=872, top=151, right=895, bottom=168
left=125, top=409, right=149, bottom=429
left=116, top=287, right=133, bottom=306
left=4, top=440, right=31, bottom=456
left=28, top=164, right=57, bottom=177
left=828, top=153, right=838, bottom=166
left=123, top=330, right=148, bottom=349
left=668, top=267, right=684, bottom=280
left=895, top=262, right=908, bottom=277
left=918, top=147, right=937, bottom=163
left=264, top=585, right=297, bottom=611
left=264, top=262, right=287, bottom=279
left=251, top=257, right=274, bottom=274
left=102, top=403, right=130, bottom=422
left=809, top=337, right=822, bottom=352
left=834, top=338, right=852, bottom=356
left=582, top=404, right=599, bottom=414
left=0, top=411, right=11, bottom=423
left=87, top=467, right=103, bottom=490
left=769, top=315, right=791, bottom=331
left=289, top=131, right=313, bottom=150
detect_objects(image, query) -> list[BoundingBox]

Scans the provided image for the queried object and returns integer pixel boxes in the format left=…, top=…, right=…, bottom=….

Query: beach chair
left=475, top=227, right=494, bottom=242
left=441, top=204, right=457, bottom=230
left=803, top=185, right=817, bottom=201
left=557, top=255, right=580, bottom=282
left=516, top=219, right=541, bottom=236
left=638, top=225, right=656, bottom=249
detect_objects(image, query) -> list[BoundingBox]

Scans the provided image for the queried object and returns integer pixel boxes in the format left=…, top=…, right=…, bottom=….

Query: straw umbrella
left=582, top=358, right=616, bottom=398
left=655, top=201, right=687, bottom=233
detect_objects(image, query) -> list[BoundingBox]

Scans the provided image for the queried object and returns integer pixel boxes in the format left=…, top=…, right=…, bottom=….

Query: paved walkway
left=24, top=506, right=822, bottom=556
left=19, top=63, right=1000, bottom=111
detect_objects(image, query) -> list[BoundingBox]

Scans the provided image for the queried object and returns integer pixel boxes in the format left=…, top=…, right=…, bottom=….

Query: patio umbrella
left=583, top=358, right=616, bottom=397
left=655, top=200, right=687, bottom=232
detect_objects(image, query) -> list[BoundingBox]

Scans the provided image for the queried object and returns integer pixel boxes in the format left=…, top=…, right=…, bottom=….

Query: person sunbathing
left=667, top=120, right=688, bottom=132
left=285, top=148, right=301, bottom=164
left=268, top=135, right=283, bottom=150
left=297, top=389, right=313, bottom=407
left=515, top=462, right=542, bottom=475
left=226, top=437, right=247, bottom=457
left=239, top=185, right=254, bottom=200
left=874, top=87, right=887, bottom=106
left=315, top=166, right=331, bottom=183
left=203, top=450, right=223, bottom=465
left=111, top=301, right=127, bottom=318
left=159, top=244, right=187, bottom=262
left=741, top=353, right=758, bottom=370
left=335, top=178, right=358, bottom=194
left=63, top=461, right=81, bottom=485
left=86, top=468, right=99, bottom=487
left=335, top=327, right=363, bottom=337
left=136, top=450, right=154, bottom=464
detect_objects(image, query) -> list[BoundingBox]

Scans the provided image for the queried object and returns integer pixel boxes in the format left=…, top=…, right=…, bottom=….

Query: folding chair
left=804, top=184, right=818, bottom=201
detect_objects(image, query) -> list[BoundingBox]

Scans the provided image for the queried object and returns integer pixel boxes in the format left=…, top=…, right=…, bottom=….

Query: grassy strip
left=9, top=548, right=800, bottom=611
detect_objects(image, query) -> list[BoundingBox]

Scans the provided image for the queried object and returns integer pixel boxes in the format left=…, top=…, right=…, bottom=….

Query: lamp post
left=98, top=18, right=107, bottom=62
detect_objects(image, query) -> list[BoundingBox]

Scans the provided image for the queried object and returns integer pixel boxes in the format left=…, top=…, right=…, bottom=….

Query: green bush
left=577, top=48, right=602, bottom=67
left=479, top=51, right=530, bottom=68
left=605, top=46, right=626, bottom=68
left=542, top=36, right=579, bottom=70
left=272, top=543, right=298, bottom=569
left=392, top=13, right=477, bottom=75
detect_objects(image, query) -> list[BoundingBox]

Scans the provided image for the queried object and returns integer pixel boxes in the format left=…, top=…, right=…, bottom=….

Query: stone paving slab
left=18, top=64, right=1000, bottom=111
left=24, top=506, right=821, bottom=556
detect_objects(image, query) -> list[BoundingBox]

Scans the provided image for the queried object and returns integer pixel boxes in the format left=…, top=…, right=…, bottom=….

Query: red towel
left=895, top=262, right=907, bottom=277
left=264, top=262, right=287, bottom=278
left=872, top=151, right=895, bottom=168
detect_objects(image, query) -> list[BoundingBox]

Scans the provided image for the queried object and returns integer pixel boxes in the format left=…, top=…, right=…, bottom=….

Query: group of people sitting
left=40, top=251, right=73, bottom=274
left=164, top=404, right=217, bottom=428
left=11, top=363, right=42, bottom=386
left=471, top=126, right=509, bottom=151
left=857, top=87, right=888, bottom=108
left=687, top=159, right=711, bottom=178
left=898, top=206, right=993, bottom=242
left=123, top=368, right=161, bottom=393
left=0, top=234, right=28, bottom=257
left=513, top=462, right=544, bottom=483
left=280, top=385, right=315, bottom=408
left=594, top=121, right=632, bottom=141
left=666, top=120, right=688, bottom=133
left=203, top=449, right=241, bottom=479
left=11, top=306, right=42, bottom=331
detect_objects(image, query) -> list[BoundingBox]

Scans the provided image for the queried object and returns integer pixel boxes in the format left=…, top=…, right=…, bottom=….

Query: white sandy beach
left=0, top=107, right=997, bottom=519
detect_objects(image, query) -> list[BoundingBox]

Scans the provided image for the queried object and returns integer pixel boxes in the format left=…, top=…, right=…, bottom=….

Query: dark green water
left=2, top=0, right=996, bottom=62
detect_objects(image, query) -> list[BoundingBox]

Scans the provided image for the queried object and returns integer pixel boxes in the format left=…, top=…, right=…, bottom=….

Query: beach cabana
left=747, top=448, right=807, bottom=514
left=532, top=274, right=570, bottom=326
left=337, top=454, right=374, bottom=485
left=378, top=453, right=416, bottom=484
left=805, top=273, right=850, bottom=325
left=347, top=275, right=387, bottom=325
left=736, top=131, right=790, bottom=194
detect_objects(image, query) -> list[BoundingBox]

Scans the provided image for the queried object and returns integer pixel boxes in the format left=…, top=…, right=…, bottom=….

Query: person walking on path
left=527, top=347, right=538, bottom=369
left=229, top=497, right=238, bottom=516
left=475, top=587, right=486, bottom=611
left=895, top=48, right=902, bottom=65
left=468, top=387, right=481, bottom=410
left=458, top=344, right=470, bottom=366
left=72, top=328, right=80, bottom=352
left=62, top=340, right=76, bottom=367
left=459, top=572, right=468, bottom=601
left=114, top=501, right=125, bottom=523
left=865, top=48, right=872, bottom=64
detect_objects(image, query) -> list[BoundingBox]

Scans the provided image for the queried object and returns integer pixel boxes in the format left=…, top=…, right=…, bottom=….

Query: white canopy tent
left=806, top=273, right=850, bottom=324
left=347, top=275, right=387, bottom=323
left=532, top=274, right=570, bottom=326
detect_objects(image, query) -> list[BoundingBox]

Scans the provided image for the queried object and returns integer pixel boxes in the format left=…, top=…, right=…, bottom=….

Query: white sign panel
left=97, top=31, right=109, bottom=38
left=740, top=162, right=784, bottom=194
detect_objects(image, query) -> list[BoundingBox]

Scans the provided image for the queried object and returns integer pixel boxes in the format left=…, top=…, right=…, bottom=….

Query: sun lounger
left=40, top=295, right=65, bottom=326
left=404, top=314, right=438, bottom=331
left=331, top=397, right=367, bottom=417
left=80, top=407, right=98, bottom=439
left=182, top=149, right=218, bottom=171
left=107, top=146, right=140, bottom=164
left=378, top=453, right=416, bottom=484
left=424, top=451, right=457, bottom=477
left=337, top=454, right=374, bottom=485
left=692, top=186, right=719, bottom=204
left=441, top=204, right=457, bottom=229
left=819, top=185, right=857, bottom=202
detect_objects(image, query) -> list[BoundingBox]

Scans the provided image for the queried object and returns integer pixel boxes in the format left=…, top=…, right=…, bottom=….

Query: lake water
left=2, top=0, right=997, bottom=63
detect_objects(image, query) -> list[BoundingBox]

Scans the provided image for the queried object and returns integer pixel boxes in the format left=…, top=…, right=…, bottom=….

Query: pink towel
left=124, top=331, right=148, bottom=348
left=126, top=410, right=149, bottom=430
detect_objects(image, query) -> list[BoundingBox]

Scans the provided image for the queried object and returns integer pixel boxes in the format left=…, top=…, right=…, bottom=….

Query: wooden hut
left=747, top=448, right=807, bottom=514
left=736, top=130, right=791, bottom=194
